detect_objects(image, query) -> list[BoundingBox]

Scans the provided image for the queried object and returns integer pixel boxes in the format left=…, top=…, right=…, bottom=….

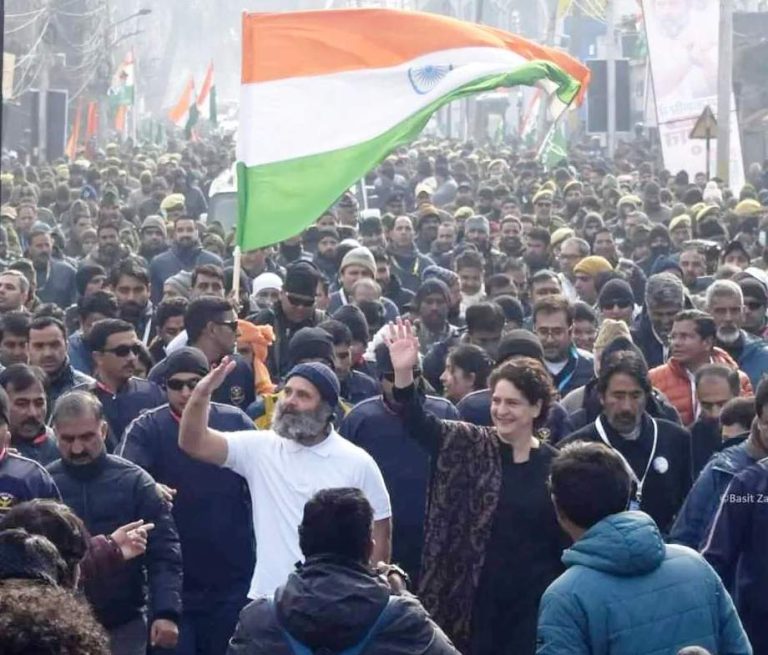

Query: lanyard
left=596, top=415, right=658, bottom=505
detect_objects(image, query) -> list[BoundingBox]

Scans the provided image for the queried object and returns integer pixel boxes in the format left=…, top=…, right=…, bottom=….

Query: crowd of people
left=0, top=132, right=767, bottom=655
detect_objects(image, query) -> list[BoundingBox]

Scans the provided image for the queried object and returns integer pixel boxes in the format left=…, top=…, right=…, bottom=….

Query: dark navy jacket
left=149, top=245, right=223, bottom=303
left=149, top=353, right=255, bottom=411
left=550, top=346, right=595, bottom=397
left=457, top=388, right=574, bottom=445
left=119, top=403, right=255, bottom=605
left=48, top=452, right=182, bottom=629
left=0, top=451, right=60, bottom=511
left=671, top=440, right=758, bottom=549
left=560, top=414, right=693, bottom=534
left=340, top=370, right=380, bottom=407
left=37, top=259, right=77, bottom=308
left=631, top=309, right=665, bottom=368
left=703, top=458, right=768, bottom=655
left=76, top=377, right=166, bottom=449
left=11, top=427, right=59, bottom=466
left=339, top=394, right=459, bottom=582
left=46, top=360, right=94, bottom=415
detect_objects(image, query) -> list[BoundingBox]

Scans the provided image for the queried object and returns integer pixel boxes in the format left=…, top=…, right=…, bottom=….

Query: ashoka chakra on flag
left=236, top=8, right=591, bottom=251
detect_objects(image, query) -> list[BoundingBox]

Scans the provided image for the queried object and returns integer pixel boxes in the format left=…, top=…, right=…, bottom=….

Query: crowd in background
left=0, top=130, right=767, bottom=655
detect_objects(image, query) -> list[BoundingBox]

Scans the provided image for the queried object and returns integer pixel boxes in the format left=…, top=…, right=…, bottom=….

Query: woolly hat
left=722, top=240, right=750, bottom=261
left=165, top=347, right=209, bottom=379
left=340, top=246, right=376, bottom=277
left=422, top=265, right=459, bottom=287
left=284, top=262, right=321, bottom=298
left=734, top=198, right=762, bottom=217
left=668, top=214, right=692, bottom=232
left=286, top=362, right=340, bottom=408
left=251, top=272, right=283, bottom=295
left=573, top=256, right=613, bottom=277
left=287, top=327, right=335, bottom=369
left=464, top=215, right=490, bottom=234
left=160, top=193, right=185, bottom=212
left=164, top=270, right=192, bottom=299
left=598, top=279, right=634, bottom=308
left=496, top=329, right=544, bottom=364
left=739, top=277, right=768, bottom=305
left=695, top=204, right=720, bottom=223
left=415, top=278, right=451, bottom=307
left=140, top=215, right=167, bottom=238
left=563, top=180, right=583, bottom=194
left=594, top=319, right=632, bottom=350
left=551, top=227, right=575, bottom=249
left=617, top=195, right=642, bottom=209
left=651, top=256, right=684, bottom=277
left=532, top=189, right=554, bottom=204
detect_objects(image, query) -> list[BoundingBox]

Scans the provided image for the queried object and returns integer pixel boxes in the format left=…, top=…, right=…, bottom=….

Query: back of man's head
left=298, top=488, right=373, bottom=564
left=550, top=442, right=632, bottom=531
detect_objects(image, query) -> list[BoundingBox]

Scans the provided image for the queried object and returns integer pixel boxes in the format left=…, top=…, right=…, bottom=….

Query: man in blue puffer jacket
left=536, top=441, right=751, bottom=655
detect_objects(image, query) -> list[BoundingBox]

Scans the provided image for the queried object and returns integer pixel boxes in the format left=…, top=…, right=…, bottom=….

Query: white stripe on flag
left=237, top=46, right=538, bottom=167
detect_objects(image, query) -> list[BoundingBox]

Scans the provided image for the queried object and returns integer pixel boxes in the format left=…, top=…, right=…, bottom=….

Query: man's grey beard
left=271, top=399, right=333, bottom=445
left=717, top=326, right=741, bottom=344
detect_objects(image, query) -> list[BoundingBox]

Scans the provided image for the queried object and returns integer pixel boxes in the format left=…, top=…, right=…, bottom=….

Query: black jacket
left=227, top=555, right=459, bottom=655
left=248, top=303, right=325, bottom=380
left=631, top=309, right=666, bottom=369
left=47, top=452, right=182, bottom=629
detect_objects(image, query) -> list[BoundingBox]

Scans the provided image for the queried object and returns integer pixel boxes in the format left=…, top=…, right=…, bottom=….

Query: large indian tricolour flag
left=236, top=9, right=590, bottom=251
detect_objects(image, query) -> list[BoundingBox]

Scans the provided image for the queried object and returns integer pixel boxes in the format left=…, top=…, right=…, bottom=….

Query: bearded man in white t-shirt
left=179, top=357, right=392, bottom=598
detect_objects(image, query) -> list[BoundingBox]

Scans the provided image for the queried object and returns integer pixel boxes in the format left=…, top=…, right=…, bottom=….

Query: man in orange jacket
left=649, top=310, right=751, bottom=426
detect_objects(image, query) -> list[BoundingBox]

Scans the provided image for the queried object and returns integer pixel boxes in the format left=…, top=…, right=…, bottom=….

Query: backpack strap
left=267, top=595, right=399, bottom=655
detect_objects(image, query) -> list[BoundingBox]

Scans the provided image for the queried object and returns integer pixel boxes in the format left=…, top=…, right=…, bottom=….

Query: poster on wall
left=642, top=0, right=744, bottom=190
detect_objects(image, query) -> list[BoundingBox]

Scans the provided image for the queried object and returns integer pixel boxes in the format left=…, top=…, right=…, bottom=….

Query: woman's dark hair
left=0, top=529, right=68, bottom=586
left=488, top=357, right=555, bottom=429
left=597, top=350, right=652, bottom=396
left=299, top=488, right=373, bottom=563
left=0, top=580, right=110, bottom=654
left=549, top=441, right=632, bottom=529
left=0, top=500, right=89, bottom=589
left=448, top=344, right=494, bottom=391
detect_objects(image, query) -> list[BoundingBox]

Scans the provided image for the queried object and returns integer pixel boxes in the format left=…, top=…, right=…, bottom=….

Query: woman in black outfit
left=385, top=320, right=568, bottom=655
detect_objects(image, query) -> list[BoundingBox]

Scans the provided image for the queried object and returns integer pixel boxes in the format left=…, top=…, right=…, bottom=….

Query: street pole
left=606, top=0, right=616, bottom=161
left=37, top=25, right=50, bottom=163
left=537, top=0, right=559, bottom=140
left=716, top=0, right=732, bottom=183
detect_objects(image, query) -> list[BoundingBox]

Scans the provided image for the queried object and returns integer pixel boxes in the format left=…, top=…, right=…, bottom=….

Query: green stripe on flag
left=237, top=60, right=579, bottom=250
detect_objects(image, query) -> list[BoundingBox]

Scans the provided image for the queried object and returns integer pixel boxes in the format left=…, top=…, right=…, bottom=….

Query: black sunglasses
left=746, top=301, right=765, bottom=311
left=601, top=301, right=632, bottom=310
left=103, top=344, right=143, bottom=357
left=286, top=293, right=315, bottom=308
left=214, top=320, right=239, bottom=331
left=166, top=378, right=200, bottom=391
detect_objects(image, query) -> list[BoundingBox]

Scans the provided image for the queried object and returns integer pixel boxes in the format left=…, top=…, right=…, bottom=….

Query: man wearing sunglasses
left=249, top=262, right=326, bottom=379
left=150, top=297, right=255, bottom=412
left=120, top=348, right=255, bottom=655
left=80, top=319, right=166, bottom=449
left=597, top=279, right=636, bottom=326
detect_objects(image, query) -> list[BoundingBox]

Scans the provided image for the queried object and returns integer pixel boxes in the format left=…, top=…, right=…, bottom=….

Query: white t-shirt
left=223, top=428, right=391, bottom=598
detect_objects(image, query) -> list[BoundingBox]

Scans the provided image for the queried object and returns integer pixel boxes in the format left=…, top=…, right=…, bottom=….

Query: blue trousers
left=176, top=592, right=249, bottom=655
